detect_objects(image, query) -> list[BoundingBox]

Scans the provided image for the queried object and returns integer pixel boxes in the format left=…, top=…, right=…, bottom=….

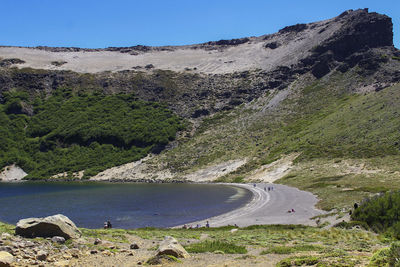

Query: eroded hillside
left=0, top=9, right=400, bottom=209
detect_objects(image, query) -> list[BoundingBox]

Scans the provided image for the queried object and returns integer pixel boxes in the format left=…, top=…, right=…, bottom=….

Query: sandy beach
left=176, top=183, right=324, bottom=228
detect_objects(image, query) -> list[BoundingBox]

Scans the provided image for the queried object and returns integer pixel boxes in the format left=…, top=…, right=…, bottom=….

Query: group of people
left=264, top=186, right=274, bottom=191
left=182, top=220, right=210, bottom=229
left=253, top=183, right=297, bottom=214
left=253, top=184, right=274, bottom=192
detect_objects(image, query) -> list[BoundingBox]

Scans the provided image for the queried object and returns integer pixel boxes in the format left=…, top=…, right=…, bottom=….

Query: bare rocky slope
left=0, top=8, right=398, bottom=119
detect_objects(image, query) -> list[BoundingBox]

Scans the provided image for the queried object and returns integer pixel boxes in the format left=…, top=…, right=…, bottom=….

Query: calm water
left=0, top=182, right=252, bottom=229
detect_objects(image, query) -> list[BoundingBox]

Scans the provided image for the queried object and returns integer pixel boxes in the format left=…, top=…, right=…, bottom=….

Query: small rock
left=0, top=233, right=11, bottom=240
left=69, top=249, right=80, bottom=258
left=62, top=254, right=72, bottom=260
left=101, top=250, right=112, bottom=256
left=0, top=246, right=14, bottom=256
left=22, top=253, right=32, bottom=259
left=156, top=236, right=190, bottom=258
left=90, top=250, right=98, bottom=254
left=130, top=243, right=139, bottom=249
left=54, top=260, right=70, bottom=267
left=230, top=228, right=238, bottom=233
left=94, top=238, right=101, bottom=245
left=51, top=236, right=66, bottom=244
left=0, top=251, right=14, bottom=267
left=36, top=250, right=47, bottom=261
left=137, top=261, right=142, bottom=265
left=21, top=240, right=35, bottom=248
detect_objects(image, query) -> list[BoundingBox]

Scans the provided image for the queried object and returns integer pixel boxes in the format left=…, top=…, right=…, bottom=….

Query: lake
left=0, top=182, right=252, bottom=229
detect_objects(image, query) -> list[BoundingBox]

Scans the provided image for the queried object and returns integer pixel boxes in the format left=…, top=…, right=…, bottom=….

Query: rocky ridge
left=0, top=9, right=398, bottom=120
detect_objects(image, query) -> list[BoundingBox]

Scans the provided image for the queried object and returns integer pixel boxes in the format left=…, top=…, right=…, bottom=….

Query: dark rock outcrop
left=265, top=41, right=280, bottom=49
left=314, top=9, right=393, bottom=61
left=209, top=37, right=250, bottom=46
left=279, top=23, right=307, bottom=34
left=0, top=58, right=25, bottom=67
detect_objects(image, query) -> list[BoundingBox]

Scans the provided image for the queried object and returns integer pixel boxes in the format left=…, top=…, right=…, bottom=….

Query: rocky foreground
left=0, top=216, right=394, bottom=267
left=0, top=214, right=193, bottom=267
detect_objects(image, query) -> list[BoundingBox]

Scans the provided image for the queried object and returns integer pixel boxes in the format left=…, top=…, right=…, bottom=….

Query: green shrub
left=351, top=191, right=400, bottom=236
left=294, top=256, right=319, bottom=265
left=369, top=247, right=390, bottom=266
left=262, top=246, right=294, bottom=254
left=369, top=242, right=400, bottom=267
left=277, top=256, right=320, bottom=267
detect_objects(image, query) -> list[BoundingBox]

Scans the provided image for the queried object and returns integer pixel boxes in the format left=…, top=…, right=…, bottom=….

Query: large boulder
left=156, top=236, right=190, bottom=258
left=0, top=251, right=13, bottom=267
left=15, top=214, right=81, bottom=239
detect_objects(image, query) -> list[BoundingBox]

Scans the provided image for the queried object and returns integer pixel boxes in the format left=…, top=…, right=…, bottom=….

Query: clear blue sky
left=1, top=0, right=399, bottom=48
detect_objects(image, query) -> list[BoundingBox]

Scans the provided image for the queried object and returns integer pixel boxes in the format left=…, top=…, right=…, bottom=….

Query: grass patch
left=185, top=240, right=247, bottom=254
left=0, top=221, right=14, bottom=234
left=262, top=244, right=324, bottom=254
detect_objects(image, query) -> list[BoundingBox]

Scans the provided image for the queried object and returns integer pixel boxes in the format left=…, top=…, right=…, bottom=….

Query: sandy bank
left=175, top=183, right=324, bottom=228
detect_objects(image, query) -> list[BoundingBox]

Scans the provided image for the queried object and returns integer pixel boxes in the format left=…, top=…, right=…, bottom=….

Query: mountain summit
left=0, top=8, right=395, bottom=75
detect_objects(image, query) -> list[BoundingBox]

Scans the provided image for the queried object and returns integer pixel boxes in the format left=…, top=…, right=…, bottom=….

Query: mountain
left=0, top=8, right=399, bottom=209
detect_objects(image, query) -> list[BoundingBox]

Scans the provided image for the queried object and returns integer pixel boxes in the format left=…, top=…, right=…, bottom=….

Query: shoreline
left=0, top=180, right=325, bottom=229
left=174, top=183, right=325, bottom=228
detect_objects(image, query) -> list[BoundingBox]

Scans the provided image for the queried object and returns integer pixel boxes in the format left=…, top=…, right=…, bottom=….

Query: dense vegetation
left=352, top=191, right=400, bottom=237
left=0, top=88, right=184, bottom=179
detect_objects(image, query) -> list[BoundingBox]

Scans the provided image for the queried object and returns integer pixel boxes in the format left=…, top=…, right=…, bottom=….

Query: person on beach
left=107, top=220, right=112, bottom=229
left=206, top=221, right=210, bottom=228
left=104, top=221, right=108, bottom=229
